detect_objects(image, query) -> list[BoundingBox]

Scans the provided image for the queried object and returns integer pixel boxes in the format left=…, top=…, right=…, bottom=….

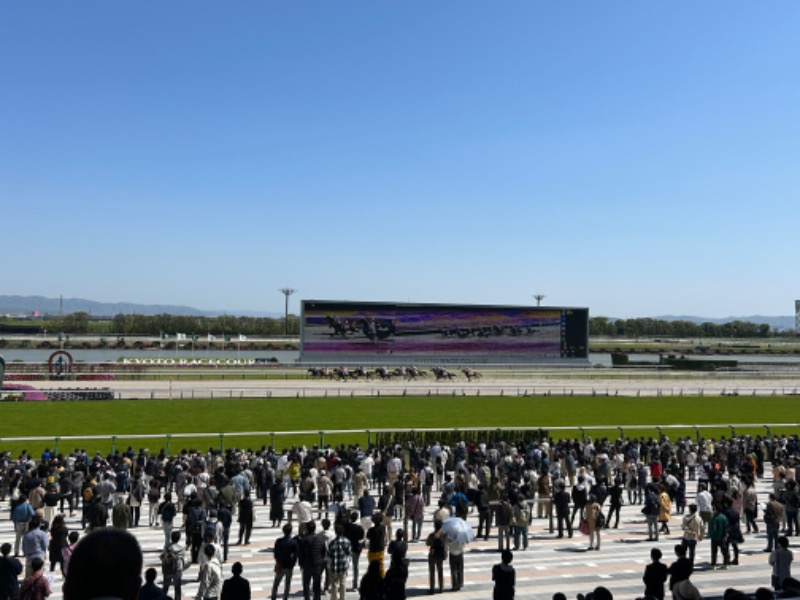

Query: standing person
left=159, top=494, right=177, bottom=551
left=196, top=544, right=223, bottom=600
left=570, top=475, right=588, bottom=527
left=358, top=561, right=384, bottom=600
left=270, top=479, right=287, bottom=528
left=708, top=506, right=730, bottom=570
left=658, top=484, right=672, bottom=535
left=217, top=503, right=233, bottom=563
left=47, top=514, right=68, bottom=575
left=298, top=521, right=327, bottom=600
left=21, top=520, right=47, bottom=578
left=512, top=497, right=530, bottom=551
left=18, top=558, right=49, bottom=600
left=147, top=481, right=161, bottom=527
left=606, top=478, right=623, bottom=529
left=60, top=532, right=79, bottom=578
left=643, top=547, right=669, bottom=600
left=426, top=521, right=447, bottom=595
left=667, top=544, right=694, bottom=595
left=272, top=524, right=298, bottom=600
left=586, top=495, right=602, bottom=551
left=764, top=493, right=785, bottom=553
left=770, top=535, right=793, bottom=592
left=139, top=568, right=168, bottom=600
left=495, top=498, right=514, bottom=553
left=445, top=535, right=464, bottom=592
left=327, top=524, right=352, bottom=600
left=11, top=496, right=35, bottom=558
left=0, top=543, right=23, bottom=600
left=492, top=550, right=515, bottom=600
left=553, top=481, right=573, bottom=538
left=365, top=514, right=386, bottom=579
left=723, top=497, right=743, bottom=565
left=112, top=499, right=132, bottom=531
left=405, top=488, right=425, bottom=543
left=680, top=504, right=703, bottom=563
left=344, top=512, right=365, bottom=593
left=237, top=492, right=254, bottom=546
left=643, top=484, right=660, bottom=542
left=160, top=531, right=186, bottom=600
left=475, top=484, right=492, bottom=541
left=221, top=562, right=251, bottom=600
left=742, top=479, right=759, bottom=534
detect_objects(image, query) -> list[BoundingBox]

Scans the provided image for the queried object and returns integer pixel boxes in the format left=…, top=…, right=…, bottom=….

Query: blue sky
left=2, top=2, right=798, bottom=318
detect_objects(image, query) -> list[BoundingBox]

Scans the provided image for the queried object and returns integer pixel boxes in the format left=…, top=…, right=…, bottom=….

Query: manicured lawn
left=0, top=395, right=794, bottom=456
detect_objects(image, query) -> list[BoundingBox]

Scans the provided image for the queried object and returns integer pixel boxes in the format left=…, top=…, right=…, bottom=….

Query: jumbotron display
left=300, top=300, right=588, bottom=364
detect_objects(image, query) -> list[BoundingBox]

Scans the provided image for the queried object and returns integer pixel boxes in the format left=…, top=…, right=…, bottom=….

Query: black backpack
left=161, top=548, right=179, bottom=577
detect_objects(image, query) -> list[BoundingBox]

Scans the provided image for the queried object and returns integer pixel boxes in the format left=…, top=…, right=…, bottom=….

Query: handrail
left=0, top=423, right=794, bottom=456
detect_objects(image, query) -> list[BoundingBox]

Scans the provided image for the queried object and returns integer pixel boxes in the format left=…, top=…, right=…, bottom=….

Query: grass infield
left=0, top=395, right=795, bottom=457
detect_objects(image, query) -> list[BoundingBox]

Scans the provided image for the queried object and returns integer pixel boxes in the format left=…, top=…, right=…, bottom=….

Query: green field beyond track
left=0, top=395, right=795, bottom=456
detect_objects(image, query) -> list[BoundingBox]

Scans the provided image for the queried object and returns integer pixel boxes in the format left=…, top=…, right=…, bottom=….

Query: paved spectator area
left=1, top=475, right=786, bottom=600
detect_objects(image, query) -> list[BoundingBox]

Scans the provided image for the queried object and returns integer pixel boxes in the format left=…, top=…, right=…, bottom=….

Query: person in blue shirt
left=11, top=497, right=35, bottom=557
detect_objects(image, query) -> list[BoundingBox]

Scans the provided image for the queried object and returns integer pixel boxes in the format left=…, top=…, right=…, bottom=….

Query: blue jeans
left=513, top=525, right=528, bottom=550
left=766, top=522, right=779, bottom=551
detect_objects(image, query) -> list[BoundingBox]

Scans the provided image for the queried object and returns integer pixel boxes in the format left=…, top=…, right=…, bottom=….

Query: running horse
left=462, top=367, right=483, bottom=382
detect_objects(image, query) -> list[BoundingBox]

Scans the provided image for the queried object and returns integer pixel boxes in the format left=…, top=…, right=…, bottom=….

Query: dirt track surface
left=27, top=371, right=800, bottom=399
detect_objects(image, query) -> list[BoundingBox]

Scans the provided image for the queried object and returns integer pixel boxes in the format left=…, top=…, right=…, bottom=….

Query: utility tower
left=279, top=288, right=297, bottom=336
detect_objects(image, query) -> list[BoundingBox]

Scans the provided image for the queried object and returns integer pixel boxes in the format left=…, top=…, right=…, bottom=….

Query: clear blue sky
left=2, top=2, right=798, bottom=318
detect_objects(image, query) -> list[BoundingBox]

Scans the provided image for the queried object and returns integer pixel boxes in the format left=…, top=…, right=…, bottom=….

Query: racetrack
left=23, top=369, right=800, bottom=399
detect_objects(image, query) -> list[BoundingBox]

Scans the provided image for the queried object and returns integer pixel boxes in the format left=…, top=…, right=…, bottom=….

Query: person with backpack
left=426, top=521, right=447, bottom=594
left=512, top=497, right=530, bottom=551
left=147, top=481, right=161, bottom=527
left=160, top=531, right=186, bottom=600
left=271, top=523, right=298, bottom=600
left=643, top=483, right=660, bottom=542
left=708, top=506, right=730, bottom=570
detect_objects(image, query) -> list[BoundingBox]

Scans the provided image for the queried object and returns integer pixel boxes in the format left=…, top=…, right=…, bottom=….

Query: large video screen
left=300, top=300, right=588, bottom=363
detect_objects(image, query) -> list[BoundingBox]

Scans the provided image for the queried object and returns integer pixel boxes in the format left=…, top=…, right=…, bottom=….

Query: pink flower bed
left=1, top=383, right=48, bottom=401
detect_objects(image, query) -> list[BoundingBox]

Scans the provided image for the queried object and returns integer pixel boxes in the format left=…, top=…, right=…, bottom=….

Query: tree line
left=589, top=316, right=776, bottom=338
left=28, top=312, right=300, bottom=337
left=5, top=312, right=786, bottom=339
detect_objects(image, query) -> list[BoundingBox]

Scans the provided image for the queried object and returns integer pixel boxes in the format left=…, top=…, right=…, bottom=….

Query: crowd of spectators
left=1, top=432, right=799, bottom=600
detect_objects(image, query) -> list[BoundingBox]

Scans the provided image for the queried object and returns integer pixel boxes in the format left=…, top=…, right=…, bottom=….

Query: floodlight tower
left=533, top=294, right=546, bottom=307
left=795, top=300, right=800, bottom=336
left=279, top=288, right=297, bottom=336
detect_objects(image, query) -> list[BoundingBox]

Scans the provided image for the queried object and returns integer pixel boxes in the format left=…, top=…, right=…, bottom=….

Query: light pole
left=279, top=288, right=297, bottom=336
left=533, top=294, right=546, bottom=307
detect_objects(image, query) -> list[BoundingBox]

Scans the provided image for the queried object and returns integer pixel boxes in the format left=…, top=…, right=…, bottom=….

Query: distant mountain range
left=0, top=296, right=795, bottom=329
left=0, top=295, right=280, bottom=318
